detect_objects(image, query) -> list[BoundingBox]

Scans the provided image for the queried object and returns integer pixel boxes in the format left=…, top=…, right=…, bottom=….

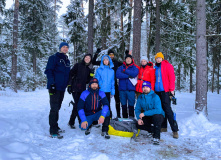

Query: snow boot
left=92, top=121, right=101, bottom=128
left=68, top=124, right=76, bottom=129
left=58, top=127, right=65, bottom=133
left=173, top=132, right=179, bottom=139
left=101, top=132, right=110, bottom=139
left=161, top=128, right=167, bottom=132
left=50, top=133, right=63, bottom=139
left=144, top=132, right=153, bottom=138
left=85, top=127, right=91, bottom=135
left=152, top=138, right=160, bottom=145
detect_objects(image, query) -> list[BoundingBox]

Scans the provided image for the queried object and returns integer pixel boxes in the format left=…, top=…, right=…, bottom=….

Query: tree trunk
left=146, top=0, right=150, bottom=60
left=88, top=0, right=94, bottom=55
left=177, top=64, right=181, bottom=91
left=195, top=0, right=207, bottom=115
left=101, top=2, right=107, bottom=50
left=107, top=5, right=111, bottom=36
left=190, top=50, right=193, bottom=93
left=155, top=0, right=161, bottom=53
left=212, top=50, right=215, bottom=93
left=217, top=25, right=220, bottom=94
left=54, top=0, right=56, bottom=22
left=33, top=52, right=36, bottom=74
left=127, top=0, right=133, bottom=50
left=120, top=0, right=125, bottom=54
left=132, top=0, right=142, bottom=65
left=11, top=0, right=19, bottom=93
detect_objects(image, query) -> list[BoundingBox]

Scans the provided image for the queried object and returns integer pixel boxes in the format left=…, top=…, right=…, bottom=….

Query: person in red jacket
left=154, top=52, right=178, bottom=139
left=135, top=56, right=155, bottom=97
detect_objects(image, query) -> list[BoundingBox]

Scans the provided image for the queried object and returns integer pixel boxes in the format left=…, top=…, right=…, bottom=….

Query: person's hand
left=110, top=95, right=114, bottom=98
left=49, top=84, right=56, bottom=95
left=98, top=116, right=105, bottom=124
left=96, top=48, right=101, bottom=54
left=67, top=85, right=72, bottom=94
left=81, top=122, right=88, bottom=129
left=129, top=50, right=132, bottom=55
left=139, top=113, right=145, bottom=119
left=90, top=68, right=95, bottom=77
left=138, top=119, right=144, bottom=125
left=170, top=91, right=175, bottom=96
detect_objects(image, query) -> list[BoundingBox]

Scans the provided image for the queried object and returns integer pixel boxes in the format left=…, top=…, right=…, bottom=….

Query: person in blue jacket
left=95, top=55, right=115, bottom=118
left=135, top=81, right=165, bottom=145
left=116, top=54, right=139, bottom=118
left=77, top=78, right=111, bottom=139
left=44, top=42, right=70, bottom=139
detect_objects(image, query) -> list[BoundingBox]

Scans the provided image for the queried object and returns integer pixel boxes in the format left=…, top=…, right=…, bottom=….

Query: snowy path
left=0, top=89, right=221, bottom=160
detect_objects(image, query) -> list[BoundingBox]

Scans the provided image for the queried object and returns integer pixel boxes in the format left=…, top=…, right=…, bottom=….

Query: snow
left=0, top=89, right=221, bottom=159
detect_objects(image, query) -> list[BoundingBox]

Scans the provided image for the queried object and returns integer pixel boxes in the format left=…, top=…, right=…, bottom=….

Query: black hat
left=89, top=78, right=99, bottom=87
left=108, top=49, right=115, bottom=55
left=125, top=54, right=133, bottom=60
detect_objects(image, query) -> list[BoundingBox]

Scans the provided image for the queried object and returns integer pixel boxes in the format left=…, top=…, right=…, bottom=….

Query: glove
left=90, top=68, right=95, bottom=77
left=67, top=85, right=72, bottom=94
left=110, top=95, right=114, bottom=98
left=49, top=84, right=56, bottom=95
left=96, top=48, right=101, bottom=54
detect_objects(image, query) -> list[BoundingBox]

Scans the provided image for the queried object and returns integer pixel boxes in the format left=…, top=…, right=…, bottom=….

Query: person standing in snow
left=92, top=49, right=122, bottom=118
left=67, top=54, right=94, bottom=129
left=135, top=56, right=155, bottom=98
left=116, top=54, right=139, bottom=118
left=95, top=55, right=115, bottom=118
left=135, top=81, right=165, bottom=145
left=45, top=42, right=70, bottom=139
left=154, top=52, right=179, bottom=139
left=77, top=78, right=111, bottom=139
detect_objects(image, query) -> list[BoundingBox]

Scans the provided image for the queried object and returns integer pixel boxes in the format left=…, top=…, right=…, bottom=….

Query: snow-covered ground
left=0, top=89, right=221, bottom=160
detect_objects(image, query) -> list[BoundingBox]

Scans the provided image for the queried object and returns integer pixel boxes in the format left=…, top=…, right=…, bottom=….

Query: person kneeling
left=135, top=81, right=165, bottom=145
left=77, top=78, right=111, bottom=139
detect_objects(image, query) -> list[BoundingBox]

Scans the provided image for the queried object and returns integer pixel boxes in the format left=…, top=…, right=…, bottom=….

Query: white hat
left=140, top=56, right=149, bottom=63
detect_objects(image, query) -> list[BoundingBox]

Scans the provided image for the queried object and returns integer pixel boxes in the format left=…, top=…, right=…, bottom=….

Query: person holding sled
left=135, top=81, right=165, bottom=145
left=67, top=54, right=94, bottom=129
left=95, top=55, right=115, bottom=118
left=77, top=78, right=111, bottom=139
left=116, top=54, right=139, bottom=118
left=154, top=52, right=179, bottom=139
left=135, top=56, right=155, bottom=98
left=45, top=42, right=70, bottom=139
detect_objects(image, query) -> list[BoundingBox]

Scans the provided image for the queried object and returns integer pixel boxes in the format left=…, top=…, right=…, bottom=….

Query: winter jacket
left=135, top=90, right=165, bottom=119
left=116, top=61, right=139, bottom=91
left=135, top=62, right=155, bottom=93
left=68, top=55, right=93, bottom=92
left=155, top=60, right=175, bottom=92
left=95, top=55, right=115, bottom=95
left=45, top=52, right=70, bottom=92
left=77, top=87, right=109, bottom=122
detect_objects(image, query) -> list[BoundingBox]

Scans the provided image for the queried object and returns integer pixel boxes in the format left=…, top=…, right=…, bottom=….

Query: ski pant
left=136, top=114, right=164, bottom=139
left=69, top=92, right=82, bottom=126
left=49, top=90, right=64, bottom=134
left=119, top=91, right=135, bottom=118
left=155, top=91, right=179, bottom=132
left=105, top=92, right=112, bottom=118
left=114, top=84, right=121, bottom=117
left=79, top=110, right=110, bottom=132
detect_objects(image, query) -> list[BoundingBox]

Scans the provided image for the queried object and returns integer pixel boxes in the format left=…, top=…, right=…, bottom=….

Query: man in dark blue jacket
left=116, top=54, right=139, bottom=118
left=45, top=42, right=70, bottom=139
left=77, top=78, right=111, bottom=139
left=135, top=81, right=165, bottom=145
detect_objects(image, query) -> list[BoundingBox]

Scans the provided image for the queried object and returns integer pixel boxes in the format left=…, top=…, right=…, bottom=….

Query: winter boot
left=50, top=133, right=63, bottom=139
left=116, top=102, right=121, bottom=118
left=57, top=127, right=65, bottom=133
left=173, top=132, right=179, bottom=139
left=161, top=128, right=167, bottom=132
left=144, top=132, right=153, bottom=138
left=122, top=105, right=128, bottom=118
left=101, top=132, right=110, bottom=139
left=68, top=124, right=76, bottom=129
left=128, top=106, right=135, bottom=118
left=92, top=121, right=101, bottom=128
left=152, top=138, right=160, bottom=145
left=85, top=126, right=92, bottom=135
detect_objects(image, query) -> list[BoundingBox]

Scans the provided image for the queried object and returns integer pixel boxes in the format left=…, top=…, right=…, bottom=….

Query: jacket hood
left=82, top=54, right=92, bottom=64
left=100, top=55, right=114, bottom=69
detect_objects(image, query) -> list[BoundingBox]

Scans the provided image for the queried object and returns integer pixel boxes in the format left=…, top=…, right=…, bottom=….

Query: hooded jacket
left=45, top=52, right=70, bottom=92
left=95, top=55, right=115, bottom=95
left=116, top=61, right=139, bottom=91
left=135, top=90, right=165, bottom=119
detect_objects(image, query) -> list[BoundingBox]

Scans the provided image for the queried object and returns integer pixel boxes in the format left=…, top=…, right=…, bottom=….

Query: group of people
left=44, top=42, right=179, bottom=144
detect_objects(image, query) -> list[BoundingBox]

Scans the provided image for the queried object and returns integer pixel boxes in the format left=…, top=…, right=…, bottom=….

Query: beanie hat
left=140, top=56, right=149, bottom=63
left=125, top=54, right=133, bottom=60
left=108, top=49, right=115, bottom=55
left=103, top=56, right=109, bottom=61
left=89, top=78, right=99, bottom=87
left=142, top=81, right=151, bottom=89
left=59, top=42, right=69, bottom=50
left=155, top=52, right=164, bottom=60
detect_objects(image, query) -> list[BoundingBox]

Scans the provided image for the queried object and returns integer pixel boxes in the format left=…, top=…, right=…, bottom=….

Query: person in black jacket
left=67, top=54, right=94, bottom=129
left=92, top=49, right=122, bottom=118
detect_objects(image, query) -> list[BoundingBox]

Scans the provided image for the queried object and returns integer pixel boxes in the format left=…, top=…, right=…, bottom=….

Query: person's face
left=91, top=83, right=98, bottom=90
left=103, top=59, right=109, bottom=65
left=84, top=56, right=91, bottom=64
left=109, top=53, right=114, bottom=60
left=156, top=57, right=163, bottom=63
left=141, top=60, right=148, bottom=66
left=60, top=46, right=69, bottom=54
left=142, top=86, right=151, bottom=94
left=126, top=57, right=132, bottom=64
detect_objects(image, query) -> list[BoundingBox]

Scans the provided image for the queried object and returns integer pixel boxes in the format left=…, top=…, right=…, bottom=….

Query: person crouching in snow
left=135, top=56, right=155, bottom=98
left=77, top=78, right=111, bottom=139
left=95, top=55, right=115, bottom=118
left=135, top=81, right=165, bottom=145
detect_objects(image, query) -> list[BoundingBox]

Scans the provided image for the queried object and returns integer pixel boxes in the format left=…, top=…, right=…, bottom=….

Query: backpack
left=108, top=117, right=140, bottom=138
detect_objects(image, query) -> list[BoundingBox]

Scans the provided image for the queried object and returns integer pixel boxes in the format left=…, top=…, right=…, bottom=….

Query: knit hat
left=59, top=42, right=69, bottom=50
left=103, top=56, right=109, bottom=61
left=155, top=52, right=164, bottom=60
left=108, top=49, right=115, bottom=55
left=89, top=78, right=99, bottom=87
left=125, top=54, right=133, bottom=60
left=140, top=56, right=149, bottom=63
left=142, top=81, right=151, bottom=89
